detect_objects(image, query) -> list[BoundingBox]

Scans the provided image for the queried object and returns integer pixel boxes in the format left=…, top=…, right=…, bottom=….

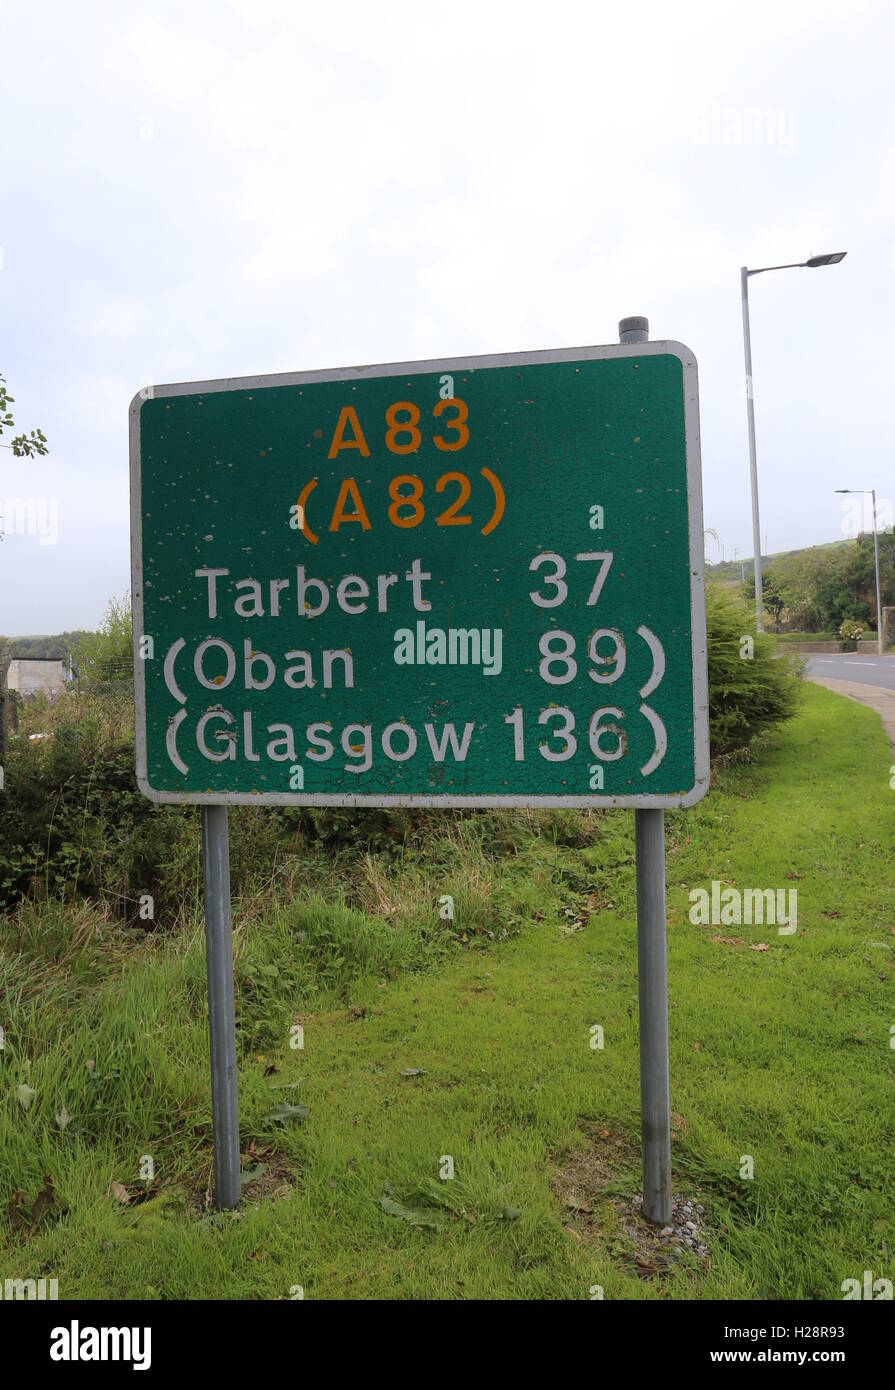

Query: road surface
left=804, top=653, right=895, bottom=691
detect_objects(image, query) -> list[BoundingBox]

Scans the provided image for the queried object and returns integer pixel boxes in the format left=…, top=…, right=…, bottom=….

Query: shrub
left=706, top=584, right=803, bottom=757
left=0, top=692, right=286, bottom=921
left=838, top=618, right=864, bottom=649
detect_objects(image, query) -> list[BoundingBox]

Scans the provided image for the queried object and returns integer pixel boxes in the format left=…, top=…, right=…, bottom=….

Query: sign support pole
left=619, top=315, right=673, bottom=1227
left=201, top=804, right=241, bottom=1209
left=634, top=805, right=672, bottom=1225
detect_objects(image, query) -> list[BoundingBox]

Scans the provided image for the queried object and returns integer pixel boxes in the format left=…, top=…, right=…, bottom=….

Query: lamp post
left=740, top=251, right=847, bottom=631
left=835, top=488, right=884, bottom=654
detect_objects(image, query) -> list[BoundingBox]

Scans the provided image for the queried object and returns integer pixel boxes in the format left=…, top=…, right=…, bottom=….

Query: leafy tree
left=763, top=575, right=786, bottom=630
left=840, top=532, right=895, bottom=627
left=72, top=594, right=133, bottom=684
left=0, top=374, right=48, bottom=459
left=740, top=569, right=785, bottom=630
left=1, top=372, right=49, bottom=543
left=739, top=536, right=895, bottom=634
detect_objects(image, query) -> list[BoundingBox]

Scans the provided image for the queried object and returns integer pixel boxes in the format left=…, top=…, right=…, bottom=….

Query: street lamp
left=835, top=488, right=884, bottom=654
left=740, top=251, right=847, bottom=631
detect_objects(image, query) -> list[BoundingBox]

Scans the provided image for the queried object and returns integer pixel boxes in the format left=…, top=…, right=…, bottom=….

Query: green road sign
left=129, top=341, right=708, bottom=807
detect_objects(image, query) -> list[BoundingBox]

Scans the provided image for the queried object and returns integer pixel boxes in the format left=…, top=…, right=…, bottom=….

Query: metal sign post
left=201, top=804, right=241, bottom=1209
left=130, top=332, right=707, bottom=1213
left=635, top=807, right=671, bottom=1224
left=620, top=316, right=672, bottom=1226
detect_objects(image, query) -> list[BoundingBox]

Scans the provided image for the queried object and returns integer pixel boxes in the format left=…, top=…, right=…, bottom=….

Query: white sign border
left=130, top=339, right=709, bottom=808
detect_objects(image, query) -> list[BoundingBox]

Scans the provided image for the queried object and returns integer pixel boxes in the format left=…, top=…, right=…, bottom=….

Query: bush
left=838, top=618, right=864, bottom=649
left=706, top=584, right=803, bottom=757
left=0, top=692, right=286, bottom=921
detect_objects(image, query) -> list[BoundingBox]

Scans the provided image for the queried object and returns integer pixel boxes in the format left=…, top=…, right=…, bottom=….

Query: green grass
left=1, top=683, right=893, bottom=1300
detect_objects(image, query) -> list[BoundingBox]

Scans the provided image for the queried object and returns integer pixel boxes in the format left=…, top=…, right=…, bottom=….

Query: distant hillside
left=0, top=631, right=92, bottom=659
left=706, top=536, right=851, bottom=584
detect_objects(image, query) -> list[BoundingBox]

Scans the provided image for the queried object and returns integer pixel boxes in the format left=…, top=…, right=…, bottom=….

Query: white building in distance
left=7, top=657, right=68, bottom=699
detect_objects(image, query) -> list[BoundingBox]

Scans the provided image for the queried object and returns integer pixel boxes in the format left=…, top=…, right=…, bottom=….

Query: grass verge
left=1, top=683, right=892, bottom=1299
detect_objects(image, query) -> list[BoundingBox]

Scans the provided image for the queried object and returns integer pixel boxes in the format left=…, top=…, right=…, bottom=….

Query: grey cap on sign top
left=618, top=316, right=650, bottom=337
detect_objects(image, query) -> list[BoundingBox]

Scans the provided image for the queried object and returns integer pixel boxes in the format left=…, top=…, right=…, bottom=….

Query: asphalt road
left=804, top=653, right=895, bottom=690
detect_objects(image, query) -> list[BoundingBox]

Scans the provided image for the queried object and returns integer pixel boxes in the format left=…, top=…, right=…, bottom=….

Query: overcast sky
left=2, top=0, right=892, bottom=634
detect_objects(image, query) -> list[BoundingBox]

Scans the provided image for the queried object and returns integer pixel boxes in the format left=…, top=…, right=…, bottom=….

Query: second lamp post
left=740, top=251, right=846, bottom=631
